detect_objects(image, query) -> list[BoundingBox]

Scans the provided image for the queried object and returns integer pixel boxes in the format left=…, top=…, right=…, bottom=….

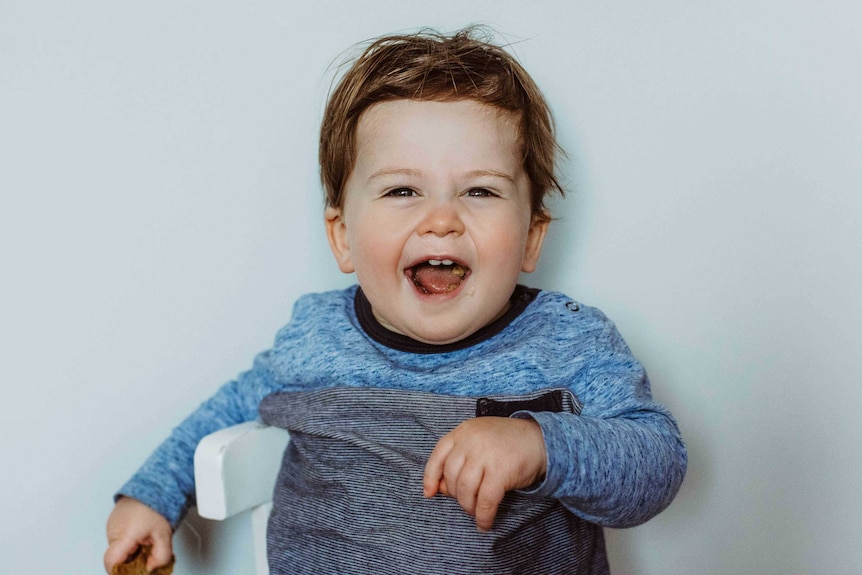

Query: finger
left=441, top=449, right=467, bottom=499
left=423, top=436, right=454, bottom=497
left=103, top=539, right=139, bottom=573
left=454, top=464, right=485, bottom=518
left=438, top=477, right=449, bottom=496
left=423, top=455, right=443, bottom=497
left=146, top=532, right=174, bottom=571
left=474, top=479, right=505, bottom=533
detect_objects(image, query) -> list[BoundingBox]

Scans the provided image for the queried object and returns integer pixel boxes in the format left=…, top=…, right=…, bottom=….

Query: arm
left=105, top=350, right=277, bottom=572
left=424, top=399, right=684, bottom=531
left=424, top=308, right=686, bottom=531
left=522, top=402, right=685, bottom=527
left=115, top=349, right=275, bottom=527
left=520, top=320, right=687, bottom=528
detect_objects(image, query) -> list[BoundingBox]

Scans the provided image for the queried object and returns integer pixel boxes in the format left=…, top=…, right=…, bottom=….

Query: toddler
left=104, top=27, right=686, bottom=574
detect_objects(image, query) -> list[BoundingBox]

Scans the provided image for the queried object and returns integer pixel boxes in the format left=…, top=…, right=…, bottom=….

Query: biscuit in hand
left=111, top=545, right=175, bottom=575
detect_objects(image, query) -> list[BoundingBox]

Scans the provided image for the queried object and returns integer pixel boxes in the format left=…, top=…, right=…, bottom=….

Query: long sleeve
left=116, top=349, right=277, bottom=528
left=518, top=315, right=687, bottom=528
left=113, top=289, right=345, bottom=528
left=115, top=286, right=687, bottom=532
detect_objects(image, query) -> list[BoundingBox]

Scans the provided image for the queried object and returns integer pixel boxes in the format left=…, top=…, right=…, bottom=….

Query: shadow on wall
left=529, top=123, right=708, bottom=571
left=525, top=121, right=588, bottom=293
left=606, top=401, right=710, bottom=570
left=174, top=508, right=257, bottom=575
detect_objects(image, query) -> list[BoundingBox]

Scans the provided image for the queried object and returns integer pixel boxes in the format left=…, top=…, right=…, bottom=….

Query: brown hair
left=319, top=26, right=564, bottom=221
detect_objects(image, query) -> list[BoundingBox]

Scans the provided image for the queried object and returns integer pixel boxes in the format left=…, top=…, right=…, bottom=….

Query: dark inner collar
left=354, top=285, right=540, bottom=354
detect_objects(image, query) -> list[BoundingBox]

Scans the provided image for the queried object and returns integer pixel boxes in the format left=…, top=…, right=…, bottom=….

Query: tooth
left=452, top=265, right=466, bottom=277
left=428, top=259, right=442, bottom=265
left=441, top=259, right=453, bottom=265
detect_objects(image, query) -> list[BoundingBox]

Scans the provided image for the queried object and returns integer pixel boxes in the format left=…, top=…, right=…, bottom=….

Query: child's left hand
left=423, top=416, right=547, bottom=532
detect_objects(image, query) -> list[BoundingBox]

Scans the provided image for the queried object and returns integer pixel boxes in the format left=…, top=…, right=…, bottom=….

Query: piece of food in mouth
left=409, top=259, right=469, bottom=294
left=111, top=545, right=175, bottom=575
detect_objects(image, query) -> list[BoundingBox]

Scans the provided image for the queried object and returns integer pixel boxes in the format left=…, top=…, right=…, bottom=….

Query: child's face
left=325, top=99, right=548, bottom=345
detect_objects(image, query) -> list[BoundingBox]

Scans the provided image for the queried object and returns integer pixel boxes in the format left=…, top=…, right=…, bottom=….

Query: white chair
left=192, top=422, right=290, bottom=575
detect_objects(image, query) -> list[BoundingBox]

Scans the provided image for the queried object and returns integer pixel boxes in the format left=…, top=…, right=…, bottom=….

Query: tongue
left=411, top=263, right=467, bottom=294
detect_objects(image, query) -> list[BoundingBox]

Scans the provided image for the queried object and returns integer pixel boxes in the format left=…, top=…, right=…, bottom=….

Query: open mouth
left=407, top=259, right=470, bottom=294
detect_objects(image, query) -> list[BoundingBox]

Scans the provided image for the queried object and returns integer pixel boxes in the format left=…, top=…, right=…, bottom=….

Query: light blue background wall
left=2, top=1, right=860, bottom=573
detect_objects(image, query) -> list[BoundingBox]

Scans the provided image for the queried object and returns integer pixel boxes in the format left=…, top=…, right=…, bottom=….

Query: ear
left=325, top=206, right=355, bottom=274
left=520, top=215, right=549, bottom=273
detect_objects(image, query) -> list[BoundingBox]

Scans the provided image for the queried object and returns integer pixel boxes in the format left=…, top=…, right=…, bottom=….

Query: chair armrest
left=193, top=421, right=290, bottom=520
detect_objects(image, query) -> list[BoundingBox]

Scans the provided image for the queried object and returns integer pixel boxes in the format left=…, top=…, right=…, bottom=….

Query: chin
left=404, top=318, right=482, bottom=346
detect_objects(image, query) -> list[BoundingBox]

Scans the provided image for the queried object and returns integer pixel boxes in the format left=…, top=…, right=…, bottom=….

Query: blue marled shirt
left=119, top=285, right=686, bottom=569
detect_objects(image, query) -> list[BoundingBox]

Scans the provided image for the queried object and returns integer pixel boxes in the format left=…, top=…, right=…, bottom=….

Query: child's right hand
left=104, top=497, right=173, bottom=574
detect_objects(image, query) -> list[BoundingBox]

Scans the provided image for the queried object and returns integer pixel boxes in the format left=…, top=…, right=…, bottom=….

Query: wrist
left=510, top=413, right=548, bottom=487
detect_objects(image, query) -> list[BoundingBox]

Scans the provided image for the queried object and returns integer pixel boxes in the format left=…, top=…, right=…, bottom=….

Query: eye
left=384, top=187, right=417, bottom=198
left=465, top=187, right=498, bottom=198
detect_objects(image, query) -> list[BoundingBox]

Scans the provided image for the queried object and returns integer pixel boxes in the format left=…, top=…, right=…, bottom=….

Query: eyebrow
left=366, top=168, right=515, bottom=183
left=366, top=168, right=423, bottom=182
left=465, top=169, right=516, bottom=182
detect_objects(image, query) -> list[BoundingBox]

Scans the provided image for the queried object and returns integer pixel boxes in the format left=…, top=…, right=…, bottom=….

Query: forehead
left=354, top=99, right=522, bottom=170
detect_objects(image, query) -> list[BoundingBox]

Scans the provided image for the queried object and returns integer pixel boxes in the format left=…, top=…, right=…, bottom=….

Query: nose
left=416, top=198, right=465, bottom=237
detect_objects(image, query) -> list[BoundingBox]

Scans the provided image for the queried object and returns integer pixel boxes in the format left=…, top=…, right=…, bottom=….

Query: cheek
left=482, top=214, right=531, bottom=260
left=347, top=220, right=400, bottom=271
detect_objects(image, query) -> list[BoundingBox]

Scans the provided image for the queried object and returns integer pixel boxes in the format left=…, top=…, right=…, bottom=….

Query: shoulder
left=292, top=285, right=357, bottom=316
left=523, top=290, right=644, bottom=385
left=524, top=290, right=616, bottom=338
left=513, top=289, right=638, bottom=358
left=274, top=285, right=359, bottom=344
